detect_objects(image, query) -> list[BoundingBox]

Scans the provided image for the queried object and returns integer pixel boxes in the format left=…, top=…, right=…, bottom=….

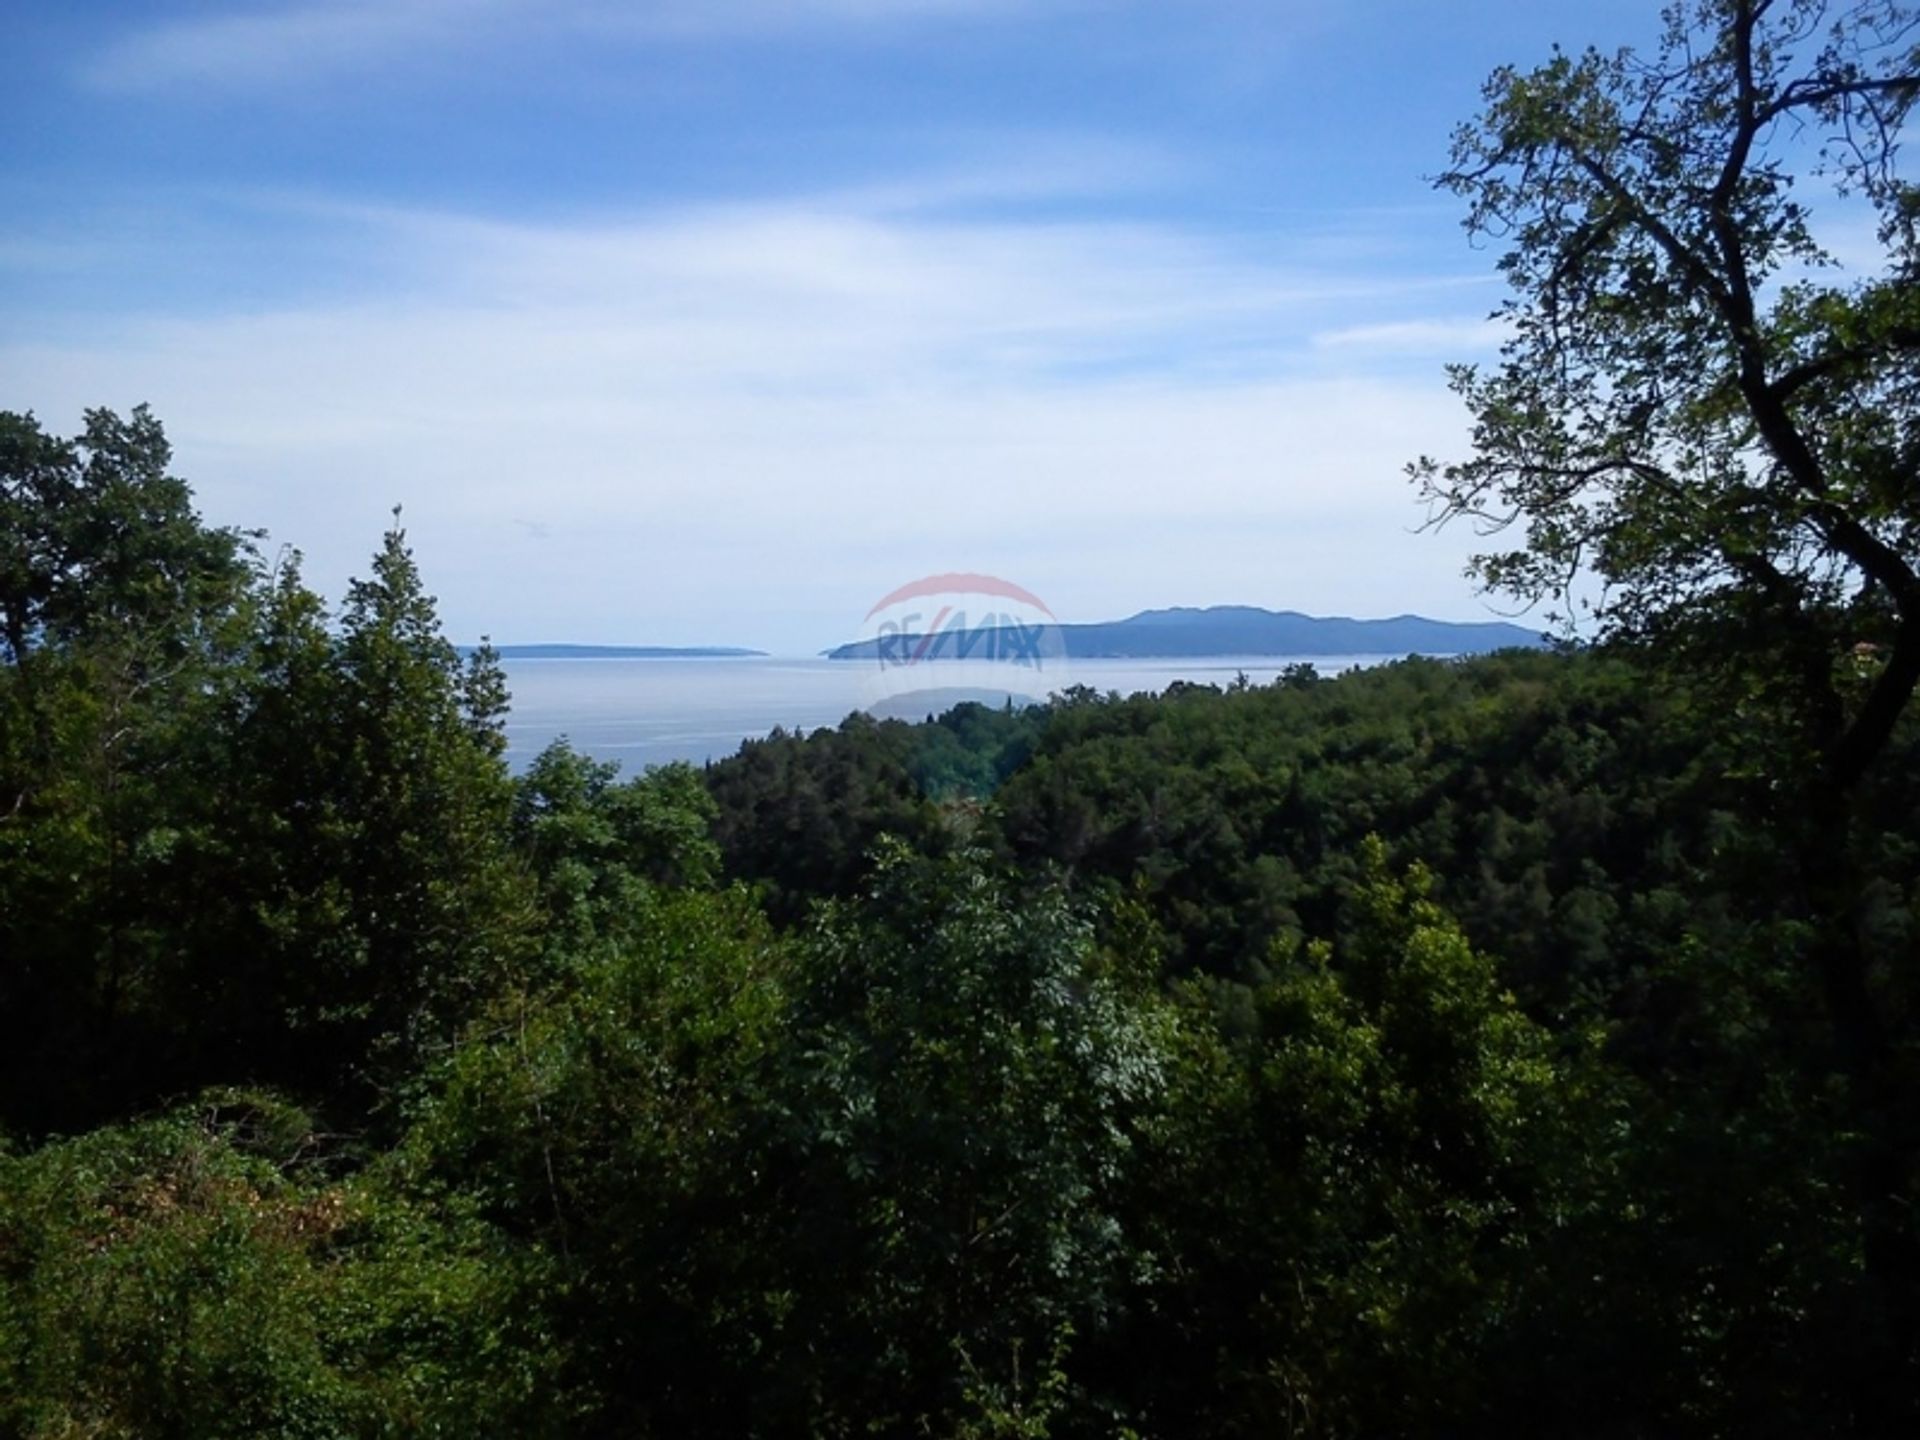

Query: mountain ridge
left=826, top=605, right=1547, bottom=661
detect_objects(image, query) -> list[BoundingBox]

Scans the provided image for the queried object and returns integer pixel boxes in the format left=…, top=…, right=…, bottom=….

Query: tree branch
left=1830, top=615, right=1920, bottom=787
left=1567, top=149, right=1736, bottom=314
left=1770, top=326, right=1920, bottom=400
left=1757, top=72, right=1920, bottom=129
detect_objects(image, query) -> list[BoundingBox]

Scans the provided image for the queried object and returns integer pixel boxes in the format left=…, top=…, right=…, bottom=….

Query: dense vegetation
left=5, top=2, right=1917, bottom=1433
left=2, top=400, right=1914, bottom=1436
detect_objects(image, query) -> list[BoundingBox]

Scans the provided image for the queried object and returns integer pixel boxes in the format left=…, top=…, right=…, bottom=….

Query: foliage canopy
left=1413, top=0, right=1920, bottom=785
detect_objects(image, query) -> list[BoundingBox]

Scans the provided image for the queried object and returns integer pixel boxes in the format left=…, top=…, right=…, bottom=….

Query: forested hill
left=824, top=604, right=1546, bottom=659
left=4, top=402, right=1919, bottom=1435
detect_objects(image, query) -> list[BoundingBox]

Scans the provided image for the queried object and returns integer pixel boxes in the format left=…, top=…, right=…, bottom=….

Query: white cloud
left=1, top=194, right=1492, bottom=649
left=82, top=0, right=1076, bottom=92
left=1312, top=316, right=1507, bottom=354
left=84, top=0, right=495, bottom=91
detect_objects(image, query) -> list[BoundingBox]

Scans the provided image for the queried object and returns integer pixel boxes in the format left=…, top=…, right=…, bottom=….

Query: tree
left=0, top=407, right=258, bottom=1133
left=774, top=843, right=1170, bottom=1433
left=1413, top=0, right=1920, bottom=789
left=1414, top=3, right=1920, bottom=1413
left=0, top=406, right=254, bottom=677
left=224, top=519, right=527, bottom=1110
left=1116, top=842, right=1606, bottom=1438
left=0, top=418, right=529, bottom=1133
left=407, top=885, right=788, bottom=1436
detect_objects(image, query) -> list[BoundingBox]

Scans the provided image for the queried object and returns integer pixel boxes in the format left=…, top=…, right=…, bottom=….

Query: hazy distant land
left=824, top=605, right=1547, bottom=661
left=473, top=608, right=1546, bottom=663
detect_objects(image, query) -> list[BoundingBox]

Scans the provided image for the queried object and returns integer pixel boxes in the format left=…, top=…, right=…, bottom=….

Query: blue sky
left=3, top=0, right=1662, bottom=651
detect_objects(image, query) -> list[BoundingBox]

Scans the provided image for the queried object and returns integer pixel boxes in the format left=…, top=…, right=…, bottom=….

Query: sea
left=499, top=654, right=1405, bottom=773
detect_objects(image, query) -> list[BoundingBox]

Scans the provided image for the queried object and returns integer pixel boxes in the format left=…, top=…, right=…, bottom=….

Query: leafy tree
left=0, top=405, right=253, bottom=679
left=1414, top=5, right=1920, bottom=1406
left=1113, top=842, right=1607, bottom=1438
left=1413, top=0, right=1920, bottom=788
left=0, top=414, right=528, bottom=1133
left=705, top=710, right=953, bottom=921
left=214, top=522, right=528, bottom=1112
left=513, top=743, right=721, bottom=956
left=404, top=887, right=787, bottom=1436
left=773, top=844, right=1171, bottom=1435
left=0, top=407, right=257, bottom=1133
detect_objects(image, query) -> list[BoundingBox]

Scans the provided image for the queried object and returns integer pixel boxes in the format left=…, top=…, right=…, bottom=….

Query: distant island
left=480, top=644, right=768, bottom=659
left=824, top=605, right=1547, bottom=661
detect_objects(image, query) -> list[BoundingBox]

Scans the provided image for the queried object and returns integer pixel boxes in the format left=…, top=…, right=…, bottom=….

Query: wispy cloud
left=84, top=0, right=497, bottom=92
left=1312, top=316, right=1506, bottom=355
left=2, top=188, right=1489, bottom=646
left=12, top=0, right=1621, bottom=649
left=794, top=137, right=1192, bottom=218
left=82, top=0, right=1074, bottom=93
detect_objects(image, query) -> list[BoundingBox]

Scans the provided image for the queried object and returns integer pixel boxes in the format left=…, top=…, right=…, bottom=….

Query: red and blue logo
left=851, top=572, right=1070, bottom=715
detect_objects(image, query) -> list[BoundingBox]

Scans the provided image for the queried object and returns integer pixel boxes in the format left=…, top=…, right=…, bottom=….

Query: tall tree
left=1413, top=0, right=1920, bottom=787
left=1413, top=3, right=1920, bottom=1414
left=0, top=406, right=253, bottom=674
left=0, top=407, right=257, bottom=1132
left=229, top=518, right=528, bottom=1110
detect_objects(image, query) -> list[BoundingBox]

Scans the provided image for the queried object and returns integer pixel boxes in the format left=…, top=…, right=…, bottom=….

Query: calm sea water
left=499, top=654, right=1402, bottom=773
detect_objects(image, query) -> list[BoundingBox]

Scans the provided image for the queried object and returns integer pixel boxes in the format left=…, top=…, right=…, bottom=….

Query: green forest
left=4, top=3, right=1918, bottom=1436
